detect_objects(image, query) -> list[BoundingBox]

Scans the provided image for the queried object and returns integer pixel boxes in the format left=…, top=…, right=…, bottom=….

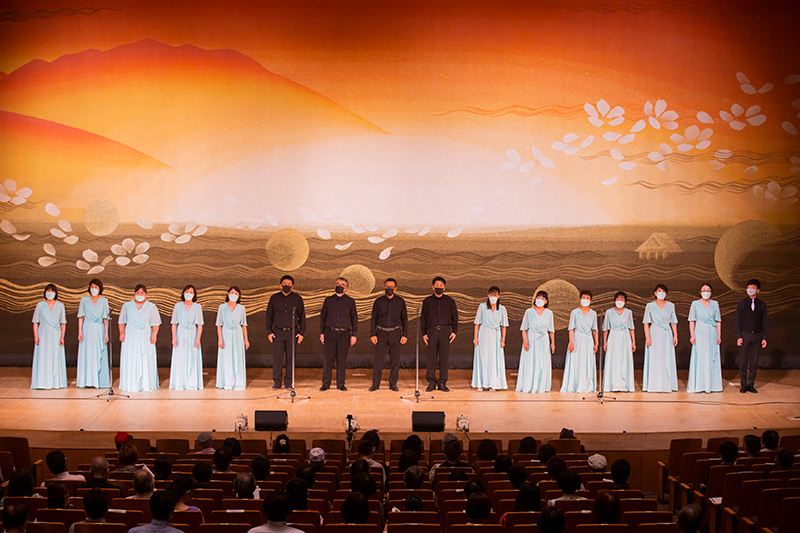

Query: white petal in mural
left=334, top=242, right=353, bottom=251
left=610, top=149, right=624, bottom=161
left=715, top=149, right=732, bottom=159
left=102, top=256, right=114, bottom=266
left=697, top=112, right=714, bottom=124
left=365, top=225, right=378, bottom=232
left=601, top=176, right=619, bottom=186
left=404, top=227, right=420, bottom=234
left=63, top=235, right=79, bottom=245
left=603, top=132, right=622, bottom=142
left=58, top=219, right=72, bottom=232
left=316, top=228, right=331, bottom=240
left=45, top=203, right=61, bottom=216
left=506, top=148, right=521, bottom=163
left=168, top=224, right=182, bottom=235
left=367, top=236, right=385, bottom=244
left=782, top=121, right=798, bottom=135
left=12, top=234, right=30, bottom=241
left=630, top=119, right=646, bottom=133
left=382, top=228, right=398, bottom=238
left=185, top=221, right=197, bottom=233
left=50, top=228, right=67, bottom=239
left=446, top=227, right=463, bottom=238
left=618, top=134, right=635, bottom=144
left=133, top=254, right=149, bottom=264
left=87, top=266, right=105, bottom=275
left=76, top=260, right=91, bottom=270
left=562, top=133, right=579, bottom=143
left=43, top=244, right=56, bottom=256
left=786, top=74, right=800, bottom=84
left=116, top=257, right=131, bottom=266
left=122, top=238, right=135, bottom=252
left=83, top=249, right=99, bottom=262
left=1, top=220, right=17, bottom=234
left=745, top=166, right=759, bottom=176
left=518, top=160, right=536, bottom=172
left=111, top=244, right=126, bottom=255
left=619, top=162, right=637, bottom=171
left=38, top=256, right=57, bottom=267
left=500, top=161, right=519, bottom=170
left=136, top=218, right=154, bottom=229
left=135, top=242, right=150, bottom=254
left=758, top=83, right=773, bottom=93
left=709, top=161, right=725, bottom=170
left=580, top=135, right=595, bottom=148
left=379, top=246, right=393, bottom=260
left=174, top=234, right=191, bottom=244
left=351, top=225, right=366, bottom=234
left=418, top=227, right=431, bottom=236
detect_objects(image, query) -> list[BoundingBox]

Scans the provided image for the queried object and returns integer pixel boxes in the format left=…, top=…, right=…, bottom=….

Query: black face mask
left=385, top=288, right=395, bottom=296
left=335, top=285, right=345, bottom=294
left=434, top=287, right=444, bottom=295
left=281, top=285, right=291, bottom=294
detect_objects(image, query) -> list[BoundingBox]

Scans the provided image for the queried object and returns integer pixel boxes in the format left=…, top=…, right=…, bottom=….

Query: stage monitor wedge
left=412, top=411, right=445, bottom=432
left=254, top=410, right=288, bottom=431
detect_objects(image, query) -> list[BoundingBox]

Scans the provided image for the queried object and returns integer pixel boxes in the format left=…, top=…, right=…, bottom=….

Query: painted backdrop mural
left=1, top=1, right=798, bottom=371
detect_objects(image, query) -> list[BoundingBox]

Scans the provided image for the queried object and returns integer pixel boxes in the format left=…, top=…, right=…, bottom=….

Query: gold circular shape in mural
left=340, top=264, right=375, bottom=297
left=265, top=229, right=310, bottom=271
left=534, top=278, right=580, bottom=331
left=84, top=200, right=120, bottom=236
left=715, top=220, right=781, bottom=290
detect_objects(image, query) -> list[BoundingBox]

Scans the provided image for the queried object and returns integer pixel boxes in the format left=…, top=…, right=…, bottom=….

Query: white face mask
left=45, top=291, right=56, bottom=300
left=701, top=291, right=711, bottom=300
left=488, top=296, right=498, bottom=304
left=90, top=287, right=100, bottom=296
left=580, top=298, right=591, bottom=307
left=746, top=288, right=757, bottom=297
left=534, top=298, right=545, bottom=308
left=135, top=294, right=146, bottom=302
left=615, top=300, right=625, bottom=308
left=656, top=291, right=666, bottom=300
left=184, top=292, right=194, bottom=301
left=228, top=293, right=239, bottom=302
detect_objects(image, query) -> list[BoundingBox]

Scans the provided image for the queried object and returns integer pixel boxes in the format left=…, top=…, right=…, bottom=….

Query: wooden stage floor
left=2, top=368, right=799, bottom=452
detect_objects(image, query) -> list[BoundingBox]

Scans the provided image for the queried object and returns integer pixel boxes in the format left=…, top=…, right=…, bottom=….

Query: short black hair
left=746, top=279, right=761, bottom=290
left=43, top=283, right=59, bottom=300
left=538, top=506, right=566, bottom=533
left=1, top=504, right=28, bottom=530
left=118, top=444, right=138, bottom=467
left=403, top=493, right=424, bottom=512
left=340, top=492, right=370, bottom=524
left=264, top=490, right=294, bottom=522
left=465, top=492, right=492, bottom=523
left=8, top=469, right=35, bottom=497
left=149, top=490, right=177, bottom=521
left=357, top=439, right=375, bottom=457
left=132, top=469, right=154, bottom=495
left=579, top=290, right=593, bottom=299
left=223, top=437, right=242, bottom=457
left=677, top=504, right=703, bottom=532
left=537, top=444, right=556, bottom=465
left=234, top=472, right=256, bottom=499
left=515, top=482, right=541, bottom=512
left=46, top=450, right=68, bottom=475
left=286, top=478, right=309, bottom=510
left=295, top=464, right=316, bottom=489
left=192, top=461, right=212, bottom=484
left=213, top=446, right=233, bottom=471
left=610, top=459, right=631, bottom=485
left=47, top=481, right=69, bottom=509
left=225, top=286, right=242, bottom=303
left=556, top=469, right=581, bottom=494
left=744, top=434, right=761, bottom=457
left=719, top=441, right=738, bottom=464
left=614, top=291, right=627, bottom=302
left=508, top=464, right=528, bottom=489
left=88, top=279, right=104, bottom=294
left=699, top=282, right=713, bottom=292
left=153, top=454, right=173, bottom=480
left=403, top=465, right=425, bottom=489
left=464, top=479, right=484, bottom=500
left=134, top=283, right=147, bottom=294
left=432, top=276, right=447, bottom=286
left=84, top=487, right=110, bottom=519
left=775, top=447, right=795, bottom=470
left=654, top=283, right=669, bottom=294
left=476, top=439, right=498, bottom=461
left=448, top=469, right=468, bottom=481
left=181, top=285, right=198, bottom=302
left=761, top=430, right=779, bottom=450
left=384, top=278, right=397, bottom=286
left=166, top=474, right=195, bottom=501
left=593, top=490, right=621, bottom=524
left=444, top=439, right=462, bottom=462
left=398, top=450, right=419, bottom=473
left=518, top=436, right=538, bottom=454
left=350, top=471, right=376, bottom=498
left=251, top=455, right=270, bottom=481
left=362, top=430, right=381, bottom=451
left=350, top=459, right=370, bottom=476
left=493, top=454, right=512, bottom=473
left=547, top=456, right=567, bottom=481
left=280, top=275, right=294, bottom=285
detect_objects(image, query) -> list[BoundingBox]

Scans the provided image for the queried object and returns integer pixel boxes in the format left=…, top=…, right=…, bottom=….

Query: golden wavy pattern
left=0, top=7, right=121, bottom=22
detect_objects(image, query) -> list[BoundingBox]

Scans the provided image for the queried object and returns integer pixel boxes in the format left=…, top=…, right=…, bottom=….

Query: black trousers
left=272, top=329, right=296, bottom=387
left=323, top=328, right=350, bottom=388
left=739, top=331, right=763, bottom=387
left=372, top=329, right=402, bottom=388
left=426, top=327, right=451, bottom=385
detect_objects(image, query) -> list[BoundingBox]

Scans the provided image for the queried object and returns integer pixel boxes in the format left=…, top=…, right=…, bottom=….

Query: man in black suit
left=319, top=277, right=358, bottom=391
left=421, top=276, right=458, bottom=392
left=735, top=278, right=768, bottom=393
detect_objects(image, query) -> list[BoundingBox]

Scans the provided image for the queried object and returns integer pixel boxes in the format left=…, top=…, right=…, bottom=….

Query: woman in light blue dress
left=77, top=278, right=111, bottom=388
left=516, top=290, right=555, bottom=393
left=561, top=290, right=599, bottom=393
left=31, top=283, right=67, bottom=389
left=687, top=283, right=722, bottom=393
left=170, top=284, right=204, bottom=390
left=602, top=291, right=636, bottom=392
left=216, top=286, right=250, bottom=390
left=118, top=284, right=161, bottom=392
left=471, top=286, right=508, bottom=391
left=642, top=283, right=678, bottom=392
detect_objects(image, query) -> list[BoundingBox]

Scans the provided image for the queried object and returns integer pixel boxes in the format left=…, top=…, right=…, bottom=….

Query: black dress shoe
left=369, top=386, right=379, bottom=391
left=338, top=386, right=347, bottom=391
left=740, top=387, right=747, bottom=393
left=438, top=383, right=450, bottom=392
left=389, top=384, right=399, bottom=391
left=748, top=386, right=758, bottom=393
left=426, top=383, right=436, bottom=392
left=319, top=386, right=329, bottom=391
left=272, top=384, right=282, bottom=390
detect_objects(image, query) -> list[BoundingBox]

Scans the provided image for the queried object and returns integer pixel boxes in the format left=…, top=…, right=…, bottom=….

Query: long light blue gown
left=561, top=308, right=598, bottom=393
left=76, top=296, right=110, bottom=388
left=216, top=303, right=248, bottom=390
left=642, top=301, right=678, bottom=392
left=170, top=302, right=204, bottom=390
left=516, top=307, right=554, bottom=393
left=119, top=300, right=161, bottom=392
left=471, top=303, right=509, bottom=390
left=602, top=308, right=635, bottom=392
left=686, top=299, right=722, bottom=393
left=31, top=300, right=67, bottom=389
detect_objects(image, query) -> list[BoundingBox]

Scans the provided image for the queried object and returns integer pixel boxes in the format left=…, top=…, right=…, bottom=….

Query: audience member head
left=47, top=481, right=70, bottom=509
left=251, top=455, right=270, bottom=481
left=402, top=435, right=424, bottom=459
left=547, top=456, right=567, bottom=481
left=8, top=469, right=35, bottom=497
left=153, top=454, right=173, bottom=481
left=538, top=507, right=566, bottom=533
left=588, top=453, right=607, bottom=472
left=448, top=469, right=469, bottom=482
left=476, top=439, right=499, bottom=461
left=196, top=431, right=213, bottom=451
left=404, top=493, right=424, bottom=512
left=404, top=465, right=425, bottom=489
left=84, top=487, right=110, bottom=520
left=559, top=428, right=576, bottom=439
left=350, top=459, right=370, bottom=477
left=464, top=479, right=485, bottom=500
left=45, top=449, right=69, bottom=476
left=508, top=464, right=528, bottom=489
left=362, top=430, right=381, bottom=453
left=465, top=492, right=492, bottom=524
left=192, top=461, right=213, bottom=485
left=114, top=432, right=132, bottom=451
left=775, top=447, right=795, bottom=470
left=610, top=459, right=631, bottom=487
left=442, top=433, right=459, bottom=448
left=273, top=434, right=291, bottom=454
left=295, top=464, right=316, bottom=489
left=351, top=471, right=377, bottom=498
left=132, top=468, right=154, bottom=496
left=518, top=437, right=538, bottom=454
left=514, top=482, right=541, bottom=512
left=744, top=434, right=761, bottom=457
left=677, top=504, right=703, bottom=533
left=593, top=490, right=621, bottom=524
left=357, top=439, right=375, bottom=458
left=118, top=443, right=138, bottom=467
left=286, top=478, right=309, bottom=511
left=213, top=446, right=233, bottom=472
left=340, top=492, right=370, bottom=524
left=444, top=438, right=463, bottom=463
left=234, top=472, right=256, bottom=499
left=90, top=457, right=110, bottom=479
left=149, top=490, right=177, bottom=521
left=537, top=444, right=557, bottom=465
left=719, top=441, right=739, bottom=465
left=166, top=474, right=195, bottom=505
left=493, top=454, right=512, bottom=473
left=398, top=449, right=419, bottom=473
left=556, top=470, right=581, bottom=495
left=264, top=491, right=294, bottom=523
left=309, top=447, right=326, bottom=470
left=761, top=430, right=779, bottom=451
left=2, top=504, right=28, bottom=533
left=223, top=437, right=242, bottom=457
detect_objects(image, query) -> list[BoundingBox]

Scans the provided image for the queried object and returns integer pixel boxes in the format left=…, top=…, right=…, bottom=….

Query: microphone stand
left=582, top=325, right=615, bottom=404
left=402, top=307, right=433, bottom=403
left=96, top=315, right=129, bottom=401
left=279, top=306, right=310, bottom=403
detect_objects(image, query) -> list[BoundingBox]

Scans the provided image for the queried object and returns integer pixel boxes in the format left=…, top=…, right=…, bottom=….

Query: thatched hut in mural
left=636, top=232, right=681, bottom=259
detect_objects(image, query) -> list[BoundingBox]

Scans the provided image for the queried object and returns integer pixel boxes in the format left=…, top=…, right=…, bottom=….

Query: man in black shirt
left=266, top=275, right=306, bottom=389
left=421, top=276, right=458, bottom=392
left=369, top=278, right=408, bottom=391
left=735, top=278, right=768, bottom=393
left=319, top=277, right=358, bottom=391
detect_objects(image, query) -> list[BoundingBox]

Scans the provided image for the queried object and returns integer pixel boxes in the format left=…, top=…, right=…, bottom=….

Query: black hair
left=761, top=430, right=779, bottom=450
left=225, top=286, right=241, bottom=303
left=610, top=459, right=631, bottom=485
left=362, top=430, right=381, bottom=451
left=677, top=504, right=703, bottom=532
left=88, top=279, right=104, bottom=295
left=614, top=291, right=627, bottom=302
left=45, top=450, right=68, bottom=475
left=295, top=464, right=316, bottom=489
left=47, top=481, right=69, bottom=509
left=556, top=469, right=581, bottom=494
left=403, top=493, right=424, bottom=512
left=515, top=482, right=541, bottom=512
left=213, top=446, right=233, bottom=471
left=746, top=278, right=761, bottom=290
left=384, top=278, right=397, bottom=286
left=192, top=462, right=212, bottom=484
left=432, top=276, right=447, bottom=286
left=518, top=436, right=538, bottom=454
left=486, top=286, right=501, bottom=308
left=593, top=490, right=621, bottom=524
left=43, top=283, right=59, bottom=300
left=398, top=449, right=419, bottom=473
left=465, top=492, right=492, bottom=523
left=274, top=434, right=291, bottom=453
left=280, top=275, right=294, bottom=285
left=744, top=434, right=761, bottom=457
left=463, top=479, right=484, bottom=500
left=493, top=454, right=512, bottom=473
left=234, top=472, right=256, bottom=499
left=166, top=474, right=195, bottom=501
left=579, top=289, right=593, bottom=299
left=776, top=447, right=795, bottom=470
left=547, top=456, right=567, bottom=481
left=340, top=492, right=370, bottom=524
left=181, top=284, right=198, bottom=302
left=264, top=491, right=294, bottom=522
left=118, top=444, right=138, bottom=467
left=1, top=504, right=28, bottom=530
left=357, top=439, right=375, bottom=457
left=153, top=454, right=172, bottom=481
left=403, top=465, right=425, bottom=489
left=286, top=478, right=309, bottom=511
left=537, top=444, right=556, bottom=465
left=223, top=437, right=242, bottom=457
left=251, top=455, right=270, bottom=481
left=336, top=277, right=349, bottom=287
left=654, top=283, right=669, bottom=294
left=476, top=439, right=498, bottom=461
left=508, top=464, right=528, bottom=489
left=134, top=284, right=147, bottom=294
left=719, top=441, right=738, bottom=464
left=401, top=435, right=423, bottom=459
left=84, top=487, right=110, bottom=520
left=351, top=471, right=377, bottom=498
left=448, top=469, right=468, bottom=481
left=535, top=291, right=550, bottom=308
left=149, top=491, right=177, bottom=521
left=444, top=439, right=462, bottom=462
left=538, top=507, right=566, bottom=533
left=350, top=459, right=370, bottom=477
left=699, top=282, right=713, bottom=293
